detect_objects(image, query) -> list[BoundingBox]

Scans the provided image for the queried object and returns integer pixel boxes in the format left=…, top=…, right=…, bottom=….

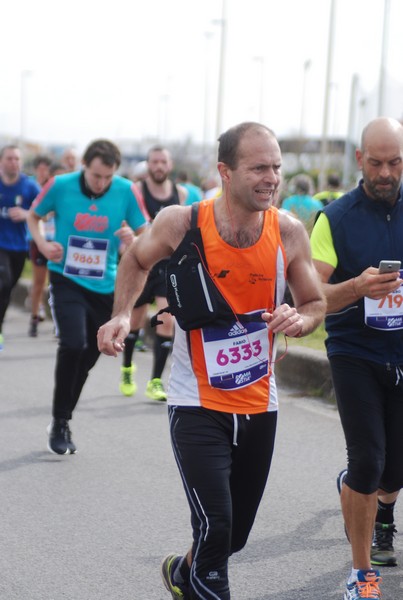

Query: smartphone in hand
left=378, top=260, right=401, bottom=274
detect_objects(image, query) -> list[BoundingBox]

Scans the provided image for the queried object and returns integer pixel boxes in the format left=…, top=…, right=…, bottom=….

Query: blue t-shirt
left=281, top=194, right=323, bottom=224
left=0, top=174, right=40, bottom=251
left=33, top=171, right=146, bottom=294
left=180, top=182, right=203, bottom=206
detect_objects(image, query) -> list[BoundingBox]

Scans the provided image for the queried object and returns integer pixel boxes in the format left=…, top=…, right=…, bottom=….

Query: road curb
left=11, top=278, right=33, bottom=313
left=275, top=344, right=334, bottom=403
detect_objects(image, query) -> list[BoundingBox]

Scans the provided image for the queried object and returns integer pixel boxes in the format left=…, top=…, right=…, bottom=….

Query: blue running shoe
left=344, top=569, right=382, bottom=599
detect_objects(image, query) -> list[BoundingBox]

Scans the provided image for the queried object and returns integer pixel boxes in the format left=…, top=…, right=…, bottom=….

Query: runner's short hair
left=217, top=122, right=276, bottom=169
left=82, top=139, right=121, bottom=168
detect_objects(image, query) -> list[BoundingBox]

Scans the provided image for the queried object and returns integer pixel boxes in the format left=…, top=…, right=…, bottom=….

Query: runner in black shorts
left=119, top=146, right=187, bottom=401
left=98, top=121, right=325, bottom=599
left=330, top=356, right=403, bottom=491
left=28, top=238, right=49, bottom=336
left=27, top=139, right=146, bottom=455
left=134, top=259, right=168, bottom=306
left=311, top=117, right=403, bottom=598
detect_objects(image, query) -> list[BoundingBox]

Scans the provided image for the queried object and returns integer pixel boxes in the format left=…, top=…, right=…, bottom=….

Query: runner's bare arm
left=97, top=205, right=191, bottom=356
left=313, top=260, right=402, bottom=313
left=263, top=212, right=326, bottom=337
left=26, top=210, right=64, bottom=262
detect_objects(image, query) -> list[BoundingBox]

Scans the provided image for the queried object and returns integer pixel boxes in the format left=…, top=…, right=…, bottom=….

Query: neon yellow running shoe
left=0, top=333, right=4, bottom=352
left=146, top=378, right=167, bottom=401
left=119, top=363, right=137, bottom=396
left=160, top=553, right=187, bottom=599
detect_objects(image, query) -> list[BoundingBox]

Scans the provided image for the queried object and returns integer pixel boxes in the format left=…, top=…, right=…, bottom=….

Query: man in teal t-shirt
left=28, top=139, right=147, bottom=455
left=177, top=171, right=202, bottom=206
left=281, top=174, right=323, bottom=229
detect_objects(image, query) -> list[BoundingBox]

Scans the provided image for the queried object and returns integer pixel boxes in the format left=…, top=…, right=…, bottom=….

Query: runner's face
left=83, top=157, right=117, bottom=195
left=63, top=150, right=77, bottom=172
left=35, top=163, right=51, bottom=186
left=224, top=131, right=282, bottom=213
left=0, top=148, right=21, bottom=180
left=147, top=150, right=172, bottom=184
left=357, top=141, right=403, bottom=205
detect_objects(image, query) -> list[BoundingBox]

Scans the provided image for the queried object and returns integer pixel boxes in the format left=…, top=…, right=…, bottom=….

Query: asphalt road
left=1, top=306, right=402, bottom=599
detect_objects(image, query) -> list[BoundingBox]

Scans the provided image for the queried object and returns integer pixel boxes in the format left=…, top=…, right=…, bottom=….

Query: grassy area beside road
left=286, top=322, right=327, bottom=352
left=22, top=259, right=32, bottom=279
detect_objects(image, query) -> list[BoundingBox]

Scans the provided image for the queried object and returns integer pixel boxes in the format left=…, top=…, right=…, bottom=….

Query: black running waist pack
left=150, top=204, right=264, bottom=331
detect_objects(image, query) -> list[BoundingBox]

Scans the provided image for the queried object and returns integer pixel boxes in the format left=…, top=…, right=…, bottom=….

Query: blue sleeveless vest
left=324, top=180, right=403, bottom=365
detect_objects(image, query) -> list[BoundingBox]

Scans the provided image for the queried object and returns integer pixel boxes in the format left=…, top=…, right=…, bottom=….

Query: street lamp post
left=253, top=56, right=265, bottom=123
left=299, top=59, right=312, bottom=139
left=214, top=0, right=227, bottom=141
left=158, top=94, right=169, bottom=142
left=203, top=31, right=214, bottom=158
left=158, top=75, right=172, bottom=142
left=342, top=73, right=359, bottom=188
left=299, top=59, right=312, bottom=165
left=318, top=0, right=336, bottom=191
left=378, top=0, right=391, bottom=116
left=20, top=69, right=32, bottom=147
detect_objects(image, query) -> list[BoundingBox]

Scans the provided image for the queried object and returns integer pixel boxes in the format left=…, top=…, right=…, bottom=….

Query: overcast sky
left=1, top=0, right=402, bottom=150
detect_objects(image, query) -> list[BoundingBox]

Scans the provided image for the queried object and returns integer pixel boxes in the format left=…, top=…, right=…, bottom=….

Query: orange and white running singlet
left=168, top=199, right=287, bottom=413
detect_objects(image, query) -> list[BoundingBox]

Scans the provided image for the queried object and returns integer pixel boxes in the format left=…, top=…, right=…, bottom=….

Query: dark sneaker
left=146, top=378, right=167, bottom=401
left=371, top=522, right=397, bottom=567
left=47, top=419, right=77, bottom=455
left=28, top=316, right=39, bottom=337
left=160, top=553, right=188, bottom=599
left=337, top=468, right=348, bottom=494
left=66, top=426, right=77, bottom=454
left=344, top=569, right=382, bottom=599
left=337, top=468, right=350, bottom=542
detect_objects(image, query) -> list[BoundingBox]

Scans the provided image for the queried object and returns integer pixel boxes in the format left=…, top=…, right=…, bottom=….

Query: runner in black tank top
left=141, top=179, right=180, bottom=219
left=119, top=146, right=187, bottom=401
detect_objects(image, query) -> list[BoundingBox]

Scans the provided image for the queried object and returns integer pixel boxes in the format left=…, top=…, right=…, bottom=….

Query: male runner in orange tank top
left=98, top=122, right=326, bottom=599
